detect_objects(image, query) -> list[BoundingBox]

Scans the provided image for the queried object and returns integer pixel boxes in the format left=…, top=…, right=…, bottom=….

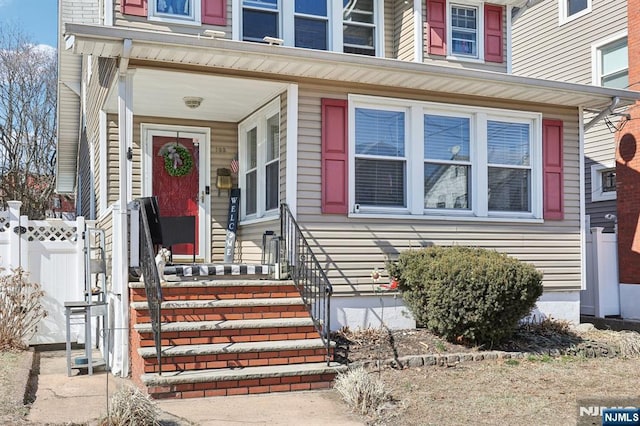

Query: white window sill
left=348, top=212, right=544, bottom=224
left=446, top=55, right=484, bottom=64
left=148, top=16, right=202, bottom=26
left=239, top=214, right=279, bottom=227
left=591, top=192, right=616, bottom=202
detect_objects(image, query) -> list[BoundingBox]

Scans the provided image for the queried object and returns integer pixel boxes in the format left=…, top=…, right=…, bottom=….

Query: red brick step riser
left=130, top=284, right=300, bottom=302
left=140, top=348, right=329, bottom=373
left=136, top=326, right=319, bottom=347
left=145, top=374, right=336, bottom=399
left=133, top=305, right=309, bottom=323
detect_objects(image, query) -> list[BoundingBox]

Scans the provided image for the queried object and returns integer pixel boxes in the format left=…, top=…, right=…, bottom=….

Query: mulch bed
left=332, top=323, right=621, bottom=367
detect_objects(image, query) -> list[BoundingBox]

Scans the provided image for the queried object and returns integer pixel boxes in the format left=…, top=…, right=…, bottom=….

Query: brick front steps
left=130, top=278, right=345, bottom=399
left=141, top=362, right=344, bottom=399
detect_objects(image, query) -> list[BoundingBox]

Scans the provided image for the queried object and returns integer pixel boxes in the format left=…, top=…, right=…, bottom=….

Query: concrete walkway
left=28, top=349, right=363, bottom=426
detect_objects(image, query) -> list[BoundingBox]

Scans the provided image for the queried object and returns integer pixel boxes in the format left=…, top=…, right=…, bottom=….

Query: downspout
left=585, top=97, right=620, bottom=131
left=512, top=0, right=544, bottom=20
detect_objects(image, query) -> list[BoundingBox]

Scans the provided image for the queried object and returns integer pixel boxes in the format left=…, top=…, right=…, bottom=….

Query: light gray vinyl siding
left=97, top=210, right=113, bottom=291
left=511, top=0, right=627, bottom=84
left=85, top=57, right=117, bottom=218
left=77, top=128, right=93, bottom=217
left=58, top=0, right=101, bottom=193
left=394, top=0, right=415, bottom=61
left=421, top=2, right=507, bottom=72
left=584, top=118, right=617, bottom=231
left=294, top=84, right=581, bottom=295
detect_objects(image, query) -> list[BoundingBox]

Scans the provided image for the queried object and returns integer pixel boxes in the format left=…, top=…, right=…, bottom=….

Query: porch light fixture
left=263, top=36, right=284, bottom=46
left=183, top=96, right=203, bottom=109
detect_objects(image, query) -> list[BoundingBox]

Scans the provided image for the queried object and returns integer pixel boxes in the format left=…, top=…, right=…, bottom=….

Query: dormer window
left=121, top=0, right=226, bottom=26
left=427, top=1, right=503, bottom=63
left=450, top=5, right=478, bottom=58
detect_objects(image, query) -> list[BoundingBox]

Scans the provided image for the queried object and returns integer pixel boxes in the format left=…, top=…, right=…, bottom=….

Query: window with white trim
left=354, top=108, right=407, bottom=207
left=596, top=37, right=628, bottom=89
left=487, top=120, right=531, bottom=212
left=343, top=0, right=376, bottom=56
left=239, top=99, right=281, bottom=220
left=590, top=162, right=616, bottom=202
left=559, top=0, right=591, bottom=24
left=450, top=5, right=478, bottom=58
left=238, top=0, right=381, bottom=56
left=242, top=0, right=280, bottom=42
left=349, top=96, right=542, bottom=219
left=424, top=114, right=471, bottom=209
left=150, top=0, right=200, bottom=24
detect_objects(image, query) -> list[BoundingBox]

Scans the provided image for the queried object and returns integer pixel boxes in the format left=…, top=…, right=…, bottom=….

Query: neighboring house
left=511, top=0, right=636, bottom=319
left=56, top=0, right=640, bottom=383
left=512, top=0, right=627, bottom=233
left=616, top=0, right=640, bottom=320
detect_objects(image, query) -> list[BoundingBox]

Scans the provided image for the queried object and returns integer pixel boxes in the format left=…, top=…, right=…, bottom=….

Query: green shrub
left=387, top=246, right=543, bottom=346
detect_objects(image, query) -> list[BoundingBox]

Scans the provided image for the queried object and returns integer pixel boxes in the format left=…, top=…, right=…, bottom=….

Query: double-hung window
left=450, top=5, right=478, bottom=58
left=487, top=120, right=531, bottom=213
left=424, top=114, right=471, bottom=209
left=237, top=0, right=381, bottom=56
left=350, top=96, right=541, bottom=220
left=150, top=0, right=200, bottom=23
left=354, top=108, right=406, bottom=208
left=343, top=0, right=376, bottom=56
left=596, top=36, right=628, bottom=89
left=242, top=0, right=280, bottom=42
left=239, top=99, right=281, bottom=220
left=295, top=0, right=329, bottom=50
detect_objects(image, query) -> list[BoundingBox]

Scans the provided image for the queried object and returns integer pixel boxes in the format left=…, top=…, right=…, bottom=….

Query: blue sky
left=0, top=0, right=58, bottom=48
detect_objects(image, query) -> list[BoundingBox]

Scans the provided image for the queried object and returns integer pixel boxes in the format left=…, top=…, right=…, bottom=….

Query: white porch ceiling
left=104, top=69, right=288, bottom=122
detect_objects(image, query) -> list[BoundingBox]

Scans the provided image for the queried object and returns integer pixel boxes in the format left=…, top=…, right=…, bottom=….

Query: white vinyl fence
left=581, top=227, right=619, bottom=317
left=0, top=201, right=88, bottom=344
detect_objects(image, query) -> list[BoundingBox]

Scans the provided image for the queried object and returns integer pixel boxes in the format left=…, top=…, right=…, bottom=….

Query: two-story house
left=511, top=0, right=638, bottom=321
left=56, top=0, right=640, bottom=395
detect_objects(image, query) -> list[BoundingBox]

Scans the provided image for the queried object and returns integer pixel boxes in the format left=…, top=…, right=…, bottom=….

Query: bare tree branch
left=0, top=23, right=57, bottom=219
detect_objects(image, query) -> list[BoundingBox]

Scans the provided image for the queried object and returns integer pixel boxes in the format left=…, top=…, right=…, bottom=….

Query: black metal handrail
left=280, top=203, right=333, bottom=365
left=136, top=199, right=164, bottom=375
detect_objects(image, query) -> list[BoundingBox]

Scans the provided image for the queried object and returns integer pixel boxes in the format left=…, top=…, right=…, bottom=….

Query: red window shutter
left=321, top=99, right=348, bottom=214
left=543, top=119, right=564, bottom=220
left=121, top=0, right=147, bottom=17
left=202, top=0, right=226, bottom=26
left=484, top=4, right=503, bottom=63
left=427, top=0, right=447, bottom=56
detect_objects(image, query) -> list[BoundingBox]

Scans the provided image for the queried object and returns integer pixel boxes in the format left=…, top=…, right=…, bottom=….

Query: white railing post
left=6, top=201, right=22, bottom=270
left=76, top=216, right=86, bottom=300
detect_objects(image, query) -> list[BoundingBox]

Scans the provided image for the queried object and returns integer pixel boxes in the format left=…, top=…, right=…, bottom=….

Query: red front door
left=152, top=136, right=199, bottom=256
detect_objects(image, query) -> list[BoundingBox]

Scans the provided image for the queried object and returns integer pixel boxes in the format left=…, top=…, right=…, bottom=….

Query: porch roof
left=59, top=23, right=640, bottom=191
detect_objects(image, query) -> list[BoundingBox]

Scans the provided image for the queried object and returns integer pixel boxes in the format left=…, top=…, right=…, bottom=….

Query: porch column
left=112, top=50, right=133, bottom=376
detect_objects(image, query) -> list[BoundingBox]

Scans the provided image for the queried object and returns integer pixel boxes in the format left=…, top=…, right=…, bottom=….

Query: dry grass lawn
left=366, top=356, right=640, bottom=425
